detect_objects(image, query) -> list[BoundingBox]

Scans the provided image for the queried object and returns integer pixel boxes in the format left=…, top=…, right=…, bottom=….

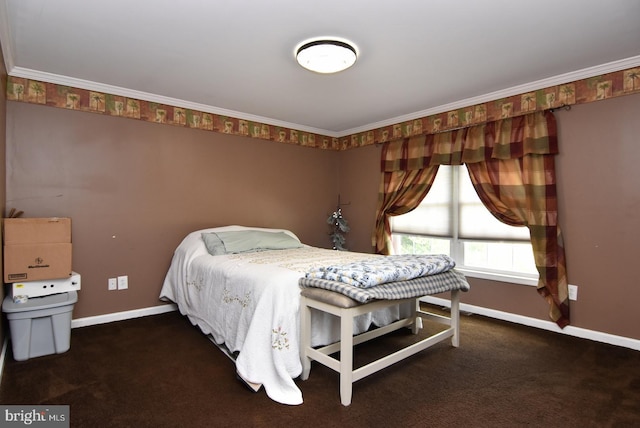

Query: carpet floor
left=1, top=307, right=639, bottom=427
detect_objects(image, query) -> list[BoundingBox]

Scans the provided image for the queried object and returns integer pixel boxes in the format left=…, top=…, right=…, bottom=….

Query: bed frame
left=299, top=288, right=460, bottom=406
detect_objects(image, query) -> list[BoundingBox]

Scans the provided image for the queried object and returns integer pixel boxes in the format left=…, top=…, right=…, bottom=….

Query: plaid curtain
left=372, top=166, right=440, bottom=254
left=373, top=111, right=570, bottom=327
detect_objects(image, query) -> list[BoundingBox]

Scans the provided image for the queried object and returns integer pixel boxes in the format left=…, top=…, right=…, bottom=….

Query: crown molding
left=8, top=66, right=340, bottom=138
left=341, top=55, right=640, bottom=137
left=6, top=54, right=640, bottom=140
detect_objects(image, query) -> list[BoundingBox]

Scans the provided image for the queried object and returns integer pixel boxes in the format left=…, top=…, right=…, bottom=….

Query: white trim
left=342, top=55, right=640, bottom=137
left=6, top=54, right=640, bottom=139
left=70, top=304, right=177, bottom=329
left=72, top=298, right=640, bottom=352
left=458, top=268, right=538, bottom=287
left=421, top=296, right=640, bottom=351
left=1, top=298, right=636, bottom=388
left=7, top=66, right=338, bottom=138
left=0, top=0, right=15, bottom=72
left=0, top=337, right=7, bottom=386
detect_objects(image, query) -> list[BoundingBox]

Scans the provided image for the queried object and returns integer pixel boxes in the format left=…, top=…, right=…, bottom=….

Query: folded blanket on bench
left=304, top=254, right=456, bottom=288
left=299, top=269, right=470, bottom=303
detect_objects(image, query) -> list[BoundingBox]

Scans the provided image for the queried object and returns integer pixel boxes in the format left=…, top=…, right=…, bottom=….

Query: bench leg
left=339, top=308, right=354, bottom=406
left=450, top=290, right=460, bottom=348
left=411, top=298, right=422, bottom=334
left=300, top=296, right=312, bottom=380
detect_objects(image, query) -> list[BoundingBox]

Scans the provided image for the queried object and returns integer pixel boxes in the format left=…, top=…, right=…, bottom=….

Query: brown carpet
left=1, top=307, right=639, bottom=428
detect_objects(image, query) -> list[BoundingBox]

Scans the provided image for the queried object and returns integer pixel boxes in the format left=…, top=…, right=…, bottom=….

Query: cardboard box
left=3, top=218, right=72, bottom=282
left=4, top=243, right=73, bottom=282
left=4, top=217, right=71, bottom=245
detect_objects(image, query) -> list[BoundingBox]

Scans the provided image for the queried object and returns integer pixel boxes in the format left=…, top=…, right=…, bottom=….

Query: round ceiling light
left=296, top=39, right=357, bottom=74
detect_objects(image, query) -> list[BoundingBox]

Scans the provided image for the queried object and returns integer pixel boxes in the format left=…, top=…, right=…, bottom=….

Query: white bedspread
left=160, top=226, right=405, bottom=405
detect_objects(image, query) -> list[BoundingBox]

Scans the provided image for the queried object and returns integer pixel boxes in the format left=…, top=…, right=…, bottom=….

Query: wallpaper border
left=6, top=66, right=640, bottom=151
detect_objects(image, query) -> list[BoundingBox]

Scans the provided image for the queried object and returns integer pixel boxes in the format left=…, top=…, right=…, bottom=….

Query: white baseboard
left=71, top=303, right=177, bottom=329
left=421, top=296, right=640, bottom=351
left=1, top=299, right=637, bottom=387
left=71, top=299, right=640, bottom=351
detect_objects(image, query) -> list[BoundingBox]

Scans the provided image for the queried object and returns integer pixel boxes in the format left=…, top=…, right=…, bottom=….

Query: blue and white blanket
left=304, top=254, right=456, bottom=288
left=300, top=269, right=470, bottom=303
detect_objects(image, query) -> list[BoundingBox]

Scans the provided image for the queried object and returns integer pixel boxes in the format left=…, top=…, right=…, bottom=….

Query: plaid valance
left=382, top=111, right=558, bottom=171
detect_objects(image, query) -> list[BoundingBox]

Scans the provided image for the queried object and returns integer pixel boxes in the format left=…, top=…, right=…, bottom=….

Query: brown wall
left=339, top=92, right=640, bottom=340
left=6, top=103, right=340, bottom=318
left=4, top=90, right=639, bottom=341
left=335, top=143, right=383, bottom=253
left=555, top=93, right=640, bottom=338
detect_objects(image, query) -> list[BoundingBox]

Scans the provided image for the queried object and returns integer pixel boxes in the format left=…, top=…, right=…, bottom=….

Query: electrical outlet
left=117, top=275, right=128, bottom=290
left=108, top=278, right=117, bottom=291
left=568, top=284, right=578, bottom=301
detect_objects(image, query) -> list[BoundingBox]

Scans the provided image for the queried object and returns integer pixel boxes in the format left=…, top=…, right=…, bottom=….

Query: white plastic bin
left=2, top=291, right=77, bottom=361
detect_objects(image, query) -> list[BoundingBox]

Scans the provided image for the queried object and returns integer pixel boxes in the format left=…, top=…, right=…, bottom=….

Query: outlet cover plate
left=117, top=275, right=128, bottom=290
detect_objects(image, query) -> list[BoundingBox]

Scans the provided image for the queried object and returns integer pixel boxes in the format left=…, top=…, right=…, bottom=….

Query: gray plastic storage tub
left=2, top=291, right=77, bottom=361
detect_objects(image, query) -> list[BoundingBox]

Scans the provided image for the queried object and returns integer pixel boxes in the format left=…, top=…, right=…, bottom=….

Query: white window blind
left=390, top=167, right=452, bottom=237
left=457, top=167, right=530, bottom=241
left=391, top=165, right=530, bottom=242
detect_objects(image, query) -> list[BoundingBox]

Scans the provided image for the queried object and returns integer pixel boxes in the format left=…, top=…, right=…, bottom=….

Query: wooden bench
left=299, top=287, right=461, bottom=406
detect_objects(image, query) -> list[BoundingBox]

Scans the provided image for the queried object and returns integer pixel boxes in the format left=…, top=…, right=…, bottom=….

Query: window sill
left=457, top=268, right=538, bottom=287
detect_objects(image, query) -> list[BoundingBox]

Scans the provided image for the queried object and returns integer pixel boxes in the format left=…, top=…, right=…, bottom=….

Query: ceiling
left=1, top=0, right=640, bottom=137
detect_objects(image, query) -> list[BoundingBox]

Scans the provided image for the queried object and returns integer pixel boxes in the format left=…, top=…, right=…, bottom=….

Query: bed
left=160, top=225, right=469, bottom=405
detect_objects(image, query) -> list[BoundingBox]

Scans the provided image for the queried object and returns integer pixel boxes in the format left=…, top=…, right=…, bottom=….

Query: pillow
left=212, top=230, right=303, bottom=254
left=201, top=232, right=227, bottom=256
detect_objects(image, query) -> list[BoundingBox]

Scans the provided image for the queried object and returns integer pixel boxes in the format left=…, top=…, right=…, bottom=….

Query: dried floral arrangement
left=327, top=202, right=350, bottom=250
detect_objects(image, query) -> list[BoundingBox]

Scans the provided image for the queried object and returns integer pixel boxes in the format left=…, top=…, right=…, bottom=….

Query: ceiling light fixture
left=295, top=39, right=357, bottom=74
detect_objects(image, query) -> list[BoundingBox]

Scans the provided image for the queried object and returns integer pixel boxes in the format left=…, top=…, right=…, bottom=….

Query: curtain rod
left=549, top=104, right=572, bottom=113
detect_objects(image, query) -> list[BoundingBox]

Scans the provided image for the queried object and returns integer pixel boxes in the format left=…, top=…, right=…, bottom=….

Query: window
left=390, top=165, right=538, bottom=285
